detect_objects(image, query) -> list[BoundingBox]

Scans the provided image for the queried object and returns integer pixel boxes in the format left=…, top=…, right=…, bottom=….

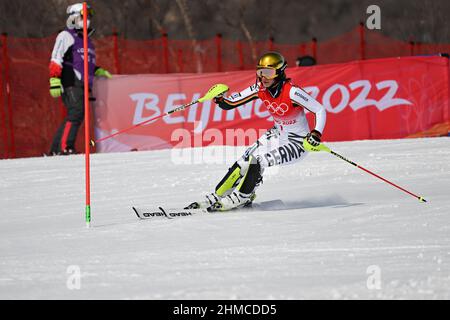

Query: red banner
left=93, top=56, right=449, bottom=152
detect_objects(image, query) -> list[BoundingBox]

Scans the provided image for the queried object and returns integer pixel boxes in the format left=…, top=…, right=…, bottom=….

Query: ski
left=132, top=199, right=287, bottom=220
left=132, top=206, right=209, bottom=220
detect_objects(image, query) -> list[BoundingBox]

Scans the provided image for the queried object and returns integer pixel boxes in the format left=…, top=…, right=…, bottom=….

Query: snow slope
left=0, top=137, right=449, bottom=299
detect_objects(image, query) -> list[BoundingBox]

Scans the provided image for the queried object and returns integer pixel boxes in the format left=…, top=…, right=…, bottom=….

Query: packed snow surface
left=1, top=137, right=449, bottom=299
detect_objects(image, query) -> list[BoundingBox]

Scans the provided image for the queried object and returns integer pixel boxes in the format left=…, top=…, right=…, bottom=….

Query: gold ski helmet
left=256, top=51, right=287, bottom=81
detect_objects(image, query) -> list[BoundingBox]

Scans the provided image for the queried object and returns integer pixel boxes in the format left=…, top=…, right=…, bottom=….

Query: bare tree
left=148, top=0, right=169, bottom=35
left=216, top=0, right=258, bottom=61
left=175, top=0, right=203, bottom=72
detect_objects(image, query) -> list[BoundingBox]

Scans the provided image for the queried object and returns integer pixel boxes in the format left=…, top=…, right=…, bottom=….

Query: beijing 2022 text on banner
left=92, top=56, right=449, bottom=153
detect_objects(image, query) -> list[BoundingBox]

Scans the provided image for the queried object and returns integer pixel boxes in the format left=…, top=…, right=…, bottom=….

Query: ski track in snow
left=0, top=137, right=449, bottom=299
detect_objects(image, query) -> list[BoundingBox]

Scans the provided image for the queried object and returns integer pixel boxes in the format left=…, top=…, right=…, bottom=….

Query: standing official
left=48, top=3, right=111, bottom=155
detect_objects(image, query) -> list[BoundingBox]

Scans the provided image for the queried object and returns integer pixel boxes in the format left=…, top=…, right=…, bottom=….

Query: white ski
left=132, top=200, right=287, bottom=220
left=132, top=206, right=208, bottom=220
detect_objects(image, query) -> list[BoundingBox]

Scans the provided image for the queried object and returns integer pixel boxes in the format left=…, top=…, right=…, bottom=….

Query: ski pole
left=303, top=140, right=427, bottom=202
left=90, top=83, right=229, bottom=146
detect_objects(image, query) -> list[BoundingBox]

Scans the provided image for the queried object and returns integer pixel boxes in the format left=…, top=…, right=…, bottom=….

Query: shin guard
left=215, top=162, right=243, bottom=197
left=237, top=157, right=262, bottom=195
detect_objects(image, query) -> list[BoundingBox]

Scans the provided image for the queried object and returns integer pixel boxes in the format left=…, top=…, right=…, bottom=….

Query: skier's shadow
left=253, top=195, right=363, bottom=211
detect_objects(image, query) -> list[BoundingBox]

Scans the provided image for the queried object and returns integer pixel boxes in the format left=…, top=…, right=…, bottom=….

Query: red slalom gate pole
left=83, top=2, right=91, bottom=228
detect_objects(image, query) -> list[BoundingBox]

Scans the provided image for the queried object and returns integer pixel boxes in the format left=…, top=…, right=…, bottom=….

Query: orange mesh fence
left=6, top=36, right=61, bottom=158
left=366, top=31, right=411, bottom=59
left=317, top=28, right=362, bottom=64
left=0, top=25, right=449, bottom=159
left=168, top=38, right=219, bottom=73
left=415, top=43, right=450, bottom=56
left=93, top=35, right=116, bottom=73
left=117, top=37, right=165, bottom=74
left=221, top=39, right=245, bottom=71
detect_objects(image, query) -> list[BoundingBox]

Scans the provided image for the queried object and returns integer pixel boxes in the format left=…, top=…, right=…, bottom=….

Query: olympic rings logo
left=263, top=100, right=289, bottom=116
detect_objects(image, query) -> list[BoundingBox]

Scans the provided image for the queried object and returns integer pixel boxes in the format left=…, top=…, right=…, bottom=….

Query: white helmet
left=66, top=3, right=94, bottom=30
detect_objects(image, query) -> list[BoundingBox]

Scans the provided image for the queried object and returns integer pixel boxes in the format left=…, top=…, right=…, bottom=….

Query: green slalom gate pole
left=303, top=140, right=427, bottom=203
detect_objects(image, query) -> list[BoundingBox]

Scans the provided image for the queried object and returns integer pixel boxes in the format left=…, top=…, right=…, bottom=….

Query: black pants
left=50, top=85, right=85, bottom=154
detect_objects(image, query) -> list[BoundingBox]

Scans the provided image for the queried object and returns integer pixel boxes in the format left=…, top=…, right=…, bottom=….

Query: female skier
left=186, top=51, right=327, bottom=211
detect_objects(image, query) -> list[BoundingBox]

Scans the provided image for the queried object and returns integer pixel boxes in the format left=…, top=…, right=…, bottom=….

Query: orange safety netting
left=1, top=25, right=449, bottom=159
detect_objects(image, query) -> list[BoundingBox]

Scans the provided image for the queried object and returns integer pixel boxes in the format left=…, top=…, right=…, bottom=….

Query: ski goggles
left=80, top=7, right=94, bottom=17
left=256, top=67, right=277, bottom=80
